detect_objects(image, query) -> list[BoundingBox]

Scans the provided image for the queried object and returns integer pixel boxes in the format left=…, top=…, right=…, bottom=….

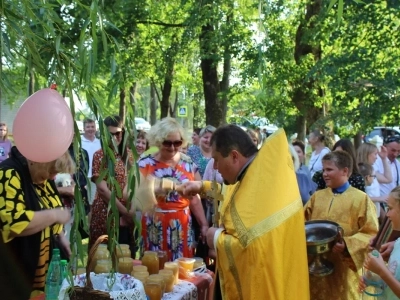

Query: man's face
left=84, top=122, right=96, bottom=137
left=212, top=144, right=237, bottom=184
left=322, top=160, right=348, bottom=189
left=386, top=142, right=400, bottom=161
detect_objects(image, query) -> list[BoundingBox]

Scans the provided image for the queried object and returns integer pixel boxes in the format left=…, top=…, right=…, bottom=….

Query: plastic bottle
left=45, top=249, right=61, bottom=300
left=60, top=260, right=68, bottom=285
left=363, top=250, right=384, bottom=297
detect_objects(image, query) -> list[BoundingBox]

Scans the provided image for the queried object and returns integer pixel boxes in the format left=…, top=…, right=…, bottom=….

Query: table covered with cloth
left=31, top=271, right=213, bottom=300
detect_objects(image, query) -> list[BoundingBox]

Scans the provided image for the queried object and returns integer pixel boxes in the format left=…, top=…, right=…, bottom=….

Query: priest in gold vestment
left=304, top=151, right=378, bottom=300
left=182, top=126, right=310, bottom=300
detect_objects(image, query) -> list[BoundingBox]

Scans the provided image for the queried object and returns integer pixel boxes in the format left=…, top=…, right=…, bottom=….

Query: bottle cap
left=372, top=250, right=380, bottom=257
left=53, top=248, right=60, bottom=255
left=61, top=260, right=67, bottom=265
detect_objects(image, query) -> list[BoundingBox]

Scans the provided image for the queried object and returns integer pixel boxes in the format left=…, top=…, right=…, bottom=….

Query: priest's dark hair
left=211, top=125, right=258, bottom=158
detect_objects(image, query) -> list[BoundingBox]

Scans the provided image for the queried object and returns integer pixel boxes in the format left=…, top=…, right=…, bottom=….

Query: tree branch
left=136, top=21, right=185, bottom=28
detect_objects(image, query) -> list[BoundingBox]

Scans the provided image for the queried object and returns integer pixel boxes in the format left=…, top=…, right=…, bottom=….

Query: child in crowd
left=360, top=186, right=400, bottom=299
left=359, top=162, right=384, bottom=222
left=305, top=151, right=378, bottom=299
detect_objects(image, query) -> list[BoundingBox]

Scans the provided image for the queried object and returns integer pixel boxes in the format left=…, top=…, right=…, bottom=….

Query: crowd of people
left=3, top=115, right=400, bottom=299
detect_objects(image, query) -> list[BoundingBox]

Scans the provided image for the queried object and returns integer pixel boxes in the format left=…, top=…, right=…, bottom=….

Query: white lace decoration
left=58, top=272, right=146, bottom=300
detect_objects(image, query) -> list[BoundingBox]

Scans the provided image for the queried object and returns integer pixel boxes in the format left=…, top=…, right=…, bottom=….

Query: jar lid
left=119, top=257, right=133, bottom=262
left=97, top=259, right=112, bottom=265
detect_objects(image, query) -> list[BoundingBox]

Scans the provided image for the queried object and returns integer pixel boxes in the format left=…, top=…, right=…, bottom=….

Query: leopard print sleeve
left=0, top=168, right=34, bottom=242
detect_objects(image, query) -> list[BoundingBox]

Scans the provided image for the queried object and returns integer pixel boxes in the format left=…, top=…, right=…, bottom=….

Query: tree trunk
left=169, top=90, right=179, bottom=118
left=292, top=0, right=323, bottom=135
left=192, top=93, right=201, bottom=128
left=295, top=115, right=307, bottom=142
left=119, top=88, right=126, bottom=120
left=129, top=82, right=137, bottom=114
left=220, top=39, right=231, bottom=125
left=354, top=132, right=362, bottom=150
left=28, top=69, right=35, bottom=96
left=160, top=62, right=174, bottom=118
left=150, top=82, right=157, bottom=125
left=219, top=14, right=232, bottom=125
left=200, top=23, right=223, bottom=127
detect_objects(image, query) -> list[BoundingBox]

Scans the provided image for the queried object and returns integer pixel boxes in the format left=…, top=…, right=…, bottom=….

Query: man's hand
left=332, top=232, right=345, bottom=253
left=378, top=145, right=388, bottom=159
left=332, top=240, right=346, bottom=253
left=179, top=181, right=203, bottom=197
left=206, top=227, right=219, bottom=250
left=208, top=249, right=216, bottom=259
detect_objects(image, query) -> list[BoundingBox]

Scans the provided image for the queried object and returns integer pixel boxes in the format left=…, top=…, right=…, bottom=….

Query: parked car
left=253, top=117, right=279, bottom=135
left=135, top=117, right=151, bottom=131
left=363, top=127, right=400, bottom=143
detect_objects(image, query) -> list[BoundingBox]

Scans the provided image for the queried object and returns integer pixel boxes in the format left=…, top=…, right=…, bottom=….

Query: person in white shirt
left=357, top=142, right=392, bottom=221
left=307, top=129, right=330, bottom=177
left=373, top=136, right=400, bottom=198
left=81, top=118, right=101, bottom=206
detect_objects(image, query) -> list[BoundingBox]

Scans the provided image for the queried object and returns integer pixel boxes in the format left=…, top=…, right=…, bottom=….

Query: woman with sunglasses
left=89, top=115, right=135, bottom=253
left=138, top=117, right=208, bottom=261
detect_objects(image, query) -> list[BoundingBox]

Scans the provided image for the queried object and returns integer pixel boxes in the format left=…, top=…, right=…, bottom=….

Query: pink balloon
left=13, top=88, right=74, bottom=163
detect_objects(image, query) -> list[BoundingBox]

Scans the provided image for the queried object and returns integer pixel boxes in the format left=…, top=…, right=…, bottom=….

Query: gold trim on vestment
left=224, top=235, right=244, bottom=300
left=230, top=191, right=303, bottom=248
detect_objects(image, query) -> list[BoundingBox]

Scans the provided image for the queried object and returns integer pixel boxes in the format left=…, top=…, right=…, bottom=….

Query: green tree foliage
left=250, top=0, right=399, bottom=139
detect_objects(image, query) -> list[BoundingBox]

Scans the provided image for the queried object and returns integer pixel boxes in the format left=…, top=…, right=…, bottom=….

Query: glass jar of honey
left=133, top=265, right=148, bottom=273
left=134, top=271, right=150, bottom=283
left=94, top=259, right=112, bottom=274
left=147, top=274, right=166, bottom=295
left=142, top=251, right=159, bottom=275
left=118, top=257, right=133, bottom=274
left=157, top=251, right=168, bottom=270
left=144, top=281, right=162, bottom=300
left=158, top=269, right=175, bottom=293
left=93, top=245, right=110, bottom=265
left=164, top=262, right=179, bottom=284
left=116, top=244, right=131, bottom=258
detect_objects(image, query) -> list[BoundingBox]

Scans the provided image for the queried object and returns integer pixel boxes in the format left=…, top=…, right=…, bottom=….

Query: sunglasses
left=110, top=131, right=123, bottom=137
left=385, top=136, right=400, bottom=144
left=162, top=140, right=183, bottom=148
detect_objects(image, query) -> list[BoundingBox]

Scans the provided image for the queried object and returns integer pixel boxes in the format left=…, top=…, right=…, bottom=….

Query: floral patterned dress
left=138, top=153, right=196, bottom=261
left=187, top=145, right=210, bottom=178
left=89, top=149, right=133, bottom=250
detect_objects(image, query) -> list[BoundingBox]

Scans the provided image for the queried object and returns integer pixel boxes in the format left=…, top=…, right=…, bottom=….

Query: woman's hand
left=57, top=184, right=75, bottom=197
left=364, top=252, right=386, bottom=276
left=58, top=232, right=72, bottom=258
left=358, top=276, right=367, bottom=293
left=378, top=145, right=388, bottom=159
left=380, top=241, right=395, bottom=261
left=120, top=209, right=135, bottom=226
left=200, top=225, right=209, bottom=244
left=53, top=208, right=71, bottom=224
